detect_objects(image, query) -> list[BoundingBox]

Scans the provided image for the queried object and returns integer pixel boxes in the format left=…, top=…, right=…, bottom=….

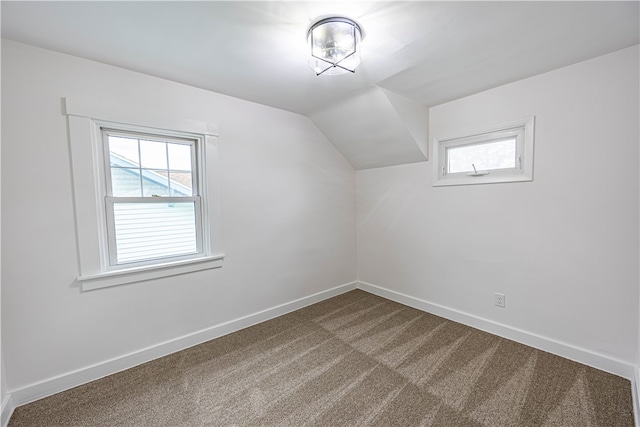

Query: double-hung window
left=103, top=129, right=203, bottom=266
left=433, top=117, right=535, bottom=186
left=64, top=98, right=223, bottom=291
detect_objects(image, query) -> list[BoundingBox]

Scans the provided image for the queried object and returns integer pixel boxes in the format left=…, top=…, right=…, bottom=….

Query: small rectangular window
left=447, top=137, right=516, bottom=174
left=433, top=117, right=534, bottom=186
left=103, top=129, right=204, bottom=266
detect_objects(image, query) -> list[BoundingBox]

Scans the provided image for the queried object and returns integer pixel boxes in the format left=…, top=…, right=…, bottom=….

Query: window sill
left=433, top=173, right=532, bottom=187
left=77, top=254, right=225, bottom=291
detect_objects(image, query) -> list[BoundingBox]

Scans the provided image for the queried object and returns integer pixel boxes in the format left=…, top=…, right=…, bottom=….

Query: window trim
left=63, top=97, right=223, bottom=291
left=432, top=116, right=535, bottom=187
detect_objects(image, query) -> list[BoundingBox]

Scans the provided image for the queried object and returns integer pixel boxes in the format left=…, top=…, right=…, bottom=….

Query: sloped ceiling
left=2, top=1, right=639, bottom=169
left=310, top=87, right=428, bottom=169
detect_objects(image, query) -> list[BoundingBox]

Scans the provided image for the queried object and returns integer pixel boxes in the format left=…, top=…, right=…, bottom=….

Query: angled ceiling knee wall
left=309, top=86, right=429, bottom=170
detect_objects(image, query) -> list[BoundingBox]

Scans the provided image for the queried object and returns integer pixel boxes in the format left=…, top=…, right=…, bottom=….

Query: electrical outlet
left=494, top=292, right=505, bottom=308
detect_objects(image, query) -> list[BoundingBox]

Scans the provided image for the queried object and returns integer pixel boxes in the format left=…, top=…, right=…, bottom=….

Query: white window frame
left=433, top=116, right=535, bottom=187
left=64, top=97, right=224, bottom=291
left=102, top=127, right=204, bottom=267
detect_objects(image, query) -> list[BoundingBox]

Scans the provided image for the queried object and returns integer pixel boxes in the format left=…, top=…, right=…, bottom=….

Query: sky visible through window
left=447, top=138, right=516, bottom=174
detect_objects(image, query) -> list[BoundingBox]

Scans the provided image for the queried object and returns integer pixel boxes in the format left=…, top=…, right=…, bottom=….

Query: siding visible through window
left=112, top=202, right=198, bottom=264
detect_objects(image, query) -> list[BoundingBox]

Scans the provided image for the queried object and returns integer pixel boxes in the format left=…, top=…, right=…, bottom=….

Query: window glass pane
left=110, top=168, right=142, bottom=197
left=169, top=172, right=193, bottom=196
left=113, top=202, right=197, bottom=264
left=168, top=143, right=192, bottom=171
left=140, top=140, right=168, bottom=169
left=109, top=136, right=139, bottom=167
left=447, top=138, right=516, bottom=174
left=142, top=171, right=170, bottom=197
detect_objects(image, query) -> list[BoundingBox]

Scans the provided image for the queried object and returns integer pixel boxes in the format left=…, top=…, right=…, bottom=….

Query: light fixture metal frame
left=307, top=16, right=363, bottom=76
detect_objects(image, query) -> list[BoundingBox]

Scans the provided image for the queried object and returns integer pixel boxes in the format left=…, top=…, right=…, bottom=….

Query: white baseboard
left=5, top=280, right=636, bottom=425
left=1, top=394, right=14, bottom=427
left=356, top=281, right=636, bottom=381
left=7, top=282, right=358, bottom=411
left=634, top=367, right=640, bottom=427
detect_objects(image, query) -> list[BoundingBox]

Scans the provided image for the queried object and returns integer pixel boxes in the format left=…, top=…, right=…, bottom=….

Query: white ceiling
left=2, top=1, right=639, bottom=168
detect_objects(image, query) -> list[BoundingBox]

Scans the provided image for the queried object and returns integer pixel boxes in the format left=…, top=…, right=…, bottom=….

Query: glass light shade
left=308, top=17, right=362, bottom=76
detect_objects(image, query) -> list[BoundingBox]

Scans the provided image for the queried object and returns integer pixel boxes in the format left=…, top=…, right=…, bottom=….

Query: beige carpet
left=9, top=290, right=634, bottom=426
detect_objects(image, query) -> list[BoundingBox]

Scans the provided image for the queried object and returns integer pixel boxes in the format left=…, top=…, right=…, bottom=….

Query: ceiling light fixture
left=307, top=16, right=364, bottom=76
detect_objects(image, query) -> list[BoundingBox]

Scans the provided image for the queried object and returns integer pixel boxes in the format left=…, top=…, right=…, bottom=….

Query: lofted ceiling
left=2, top=1, right=639, bottom=169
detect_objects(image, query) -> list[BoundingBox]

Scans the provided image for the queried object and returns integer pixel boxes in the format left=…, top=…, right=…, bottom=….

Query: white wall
left=1, top=40, right=356, bottom=396
left=1, top=355, right=7, bottom=414
left=2, top=36, right=638, bottom=413
left=357, top=46, right=639, bottom=369
left=0, top=54, right=6, bottom=417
